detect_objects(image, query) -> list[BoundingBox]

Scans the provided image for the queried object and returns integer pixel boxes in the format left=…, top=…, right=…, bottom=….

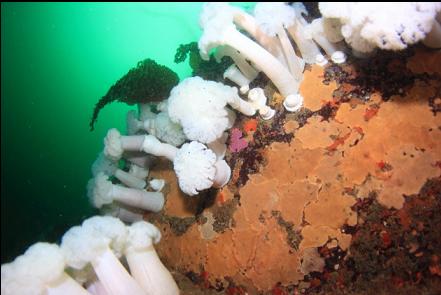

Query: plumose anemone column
left=104, top=129, right=145, bottom=162
left=199, top=5, right=303, bottom=112
left=88, top=172, right=165, bottom=212
left=124, top=221, right=179, bottom=295
left=203, top=25, right=302, bottom=109
left=141, top=135, right=231, bottom=196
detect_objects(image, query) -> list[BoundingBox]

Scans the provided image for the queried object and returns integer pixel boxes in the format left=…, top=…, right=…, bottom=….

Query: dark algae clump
left=323, top=48, right=439, bottom=104
left=174, top=42, right=233, bottom=82
left=211, top=198, right=239, bottom=234
left=89, top=58, right=179, bottom=130
left=271, top=210, right=302, bottom=251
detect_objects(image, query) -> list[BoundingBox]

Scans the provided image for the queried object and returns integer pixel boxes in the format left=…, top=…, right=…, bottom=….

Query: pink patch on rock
left=229, top=128, right=248, bottom=153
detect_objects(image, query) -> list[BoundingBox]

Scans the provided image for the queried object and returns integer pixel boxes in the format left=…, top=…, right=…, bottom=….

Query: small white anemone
left=141, top=135, right=231, bottom=196
left=124, top=221, right=179, bottom=295
left=127, top=109, right=186, bottom=147
left=87, top=172, right=164, bottom=212
left=173, top=141, right=217, bottom=196
left=92, top=152, right=146, bottom=189
left=145, top=111, right=187, bottom=147
left=248, top=88, right=276, bottom=120
left=104, top=129, right=145, bottom=162
left=307, top=18, right=347, bottom=64
left=223, top=64, right=252, bottom=94
left=168, top=76, right=255, bottom=144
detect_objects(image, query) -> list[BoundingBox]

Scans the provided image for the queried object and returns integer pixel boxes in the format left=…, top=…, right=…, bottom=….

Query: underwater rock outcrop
left=3, top=3, right=441, bottom=295
left=146, top=47, right=441, bottom=294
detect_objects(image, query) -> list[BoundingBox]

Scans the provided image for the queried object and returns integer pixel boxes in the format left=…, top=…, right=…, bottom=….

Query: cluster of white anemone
left=198, top=2, right=441, bottom=112
left=90, top=63, right=276, bottom=199
left=318, top=2, right=441, bottom=56
left=1, top=216, right=179, bottom=295
left=88, top=143, right=165, bottom=223
left=197, top=2, right=349, bottom=113
left=92, top=3, right=441, bottom=200
left=93, top=63, right=278, bottom=198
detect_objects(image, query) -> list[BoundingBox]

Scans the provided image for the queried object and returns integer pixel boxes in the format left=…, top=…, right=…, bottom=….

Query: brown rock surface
left=300, top=64, right=338, bottom=111
left=146, top=48, right=441, bottom=293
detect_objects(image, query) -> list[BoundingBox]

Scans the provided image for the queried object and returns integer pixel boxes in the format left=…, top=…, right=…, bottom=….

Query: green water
left=1, top=2, right=254, bottom=263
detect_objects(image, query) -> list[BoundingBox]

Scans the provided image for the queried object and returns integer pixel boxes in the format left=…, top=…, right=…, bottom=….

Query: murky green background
left=1, top=2, right=254, bottom=263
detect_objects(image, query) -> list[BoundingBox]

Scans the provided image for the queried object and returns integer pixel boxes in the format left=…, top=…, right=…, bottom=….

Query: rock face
left=146, top=47, right=441, bottom=294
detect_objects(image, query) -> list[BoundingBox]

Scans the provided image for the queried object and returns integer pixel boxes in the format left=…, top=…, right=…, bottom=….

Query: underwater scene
left=1, top=2, right=441, bottom=294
